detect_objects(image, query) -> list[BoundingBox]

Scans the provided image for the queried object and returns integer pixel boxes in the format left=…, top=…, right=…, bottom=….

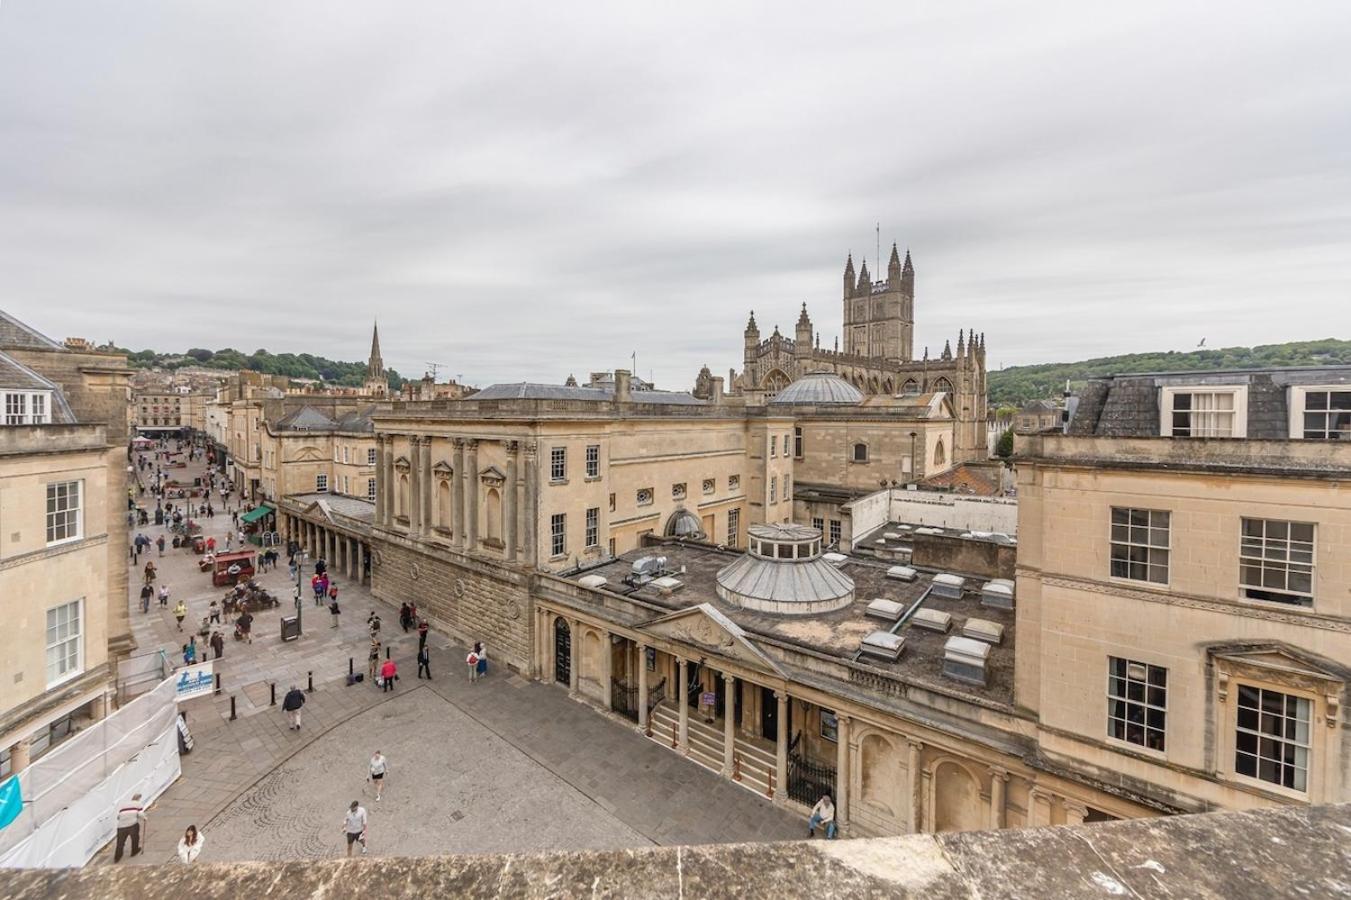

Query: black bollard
left=270, top=683, right=276, bottom=706
left=385, top=646, right=391, bottom=660
left=229, top=696, right=237, bottom=721
left=349, top=657, right=354, bottom=676
left=307, top=671, right=314, bottom=693
left=214, top=672, right=221, bottom=695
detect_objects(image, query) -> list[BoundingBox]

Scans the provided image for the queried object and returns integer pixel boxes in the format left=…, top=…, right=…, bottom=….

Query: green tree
left=995, top=428, right=1014, bottom=458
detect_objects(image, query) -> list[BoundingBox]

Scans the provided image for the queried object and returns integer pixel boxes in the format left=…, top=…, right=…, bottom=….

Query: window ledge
left=1105, top=736, right=1168, bottom=761
left=45, top=536, right=84, bottom=549
left=849, top=459, right=870, bottom=465
left=548, top=553, right=567, bottom=562
left=584, top=475, right=602, bottom=483
left=550, top=479, right=569, bottom=486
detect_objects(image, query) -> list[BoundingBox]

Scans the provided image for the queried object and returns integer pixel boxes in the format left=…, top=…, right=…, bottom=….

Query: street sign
left=174, top=662, right=214, bottom=702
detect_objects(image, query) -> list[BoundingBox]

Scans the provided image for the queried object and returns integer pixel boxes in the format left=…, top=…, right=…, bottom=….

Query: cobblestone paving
left=204, top=687, right=648, bottom=860
left=105, top=449, right=801, bottom=865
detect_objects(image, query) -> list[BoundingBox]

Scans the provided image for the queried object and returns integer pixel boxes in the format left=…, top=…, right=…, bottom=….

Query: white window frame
left=4, top=391, right=53, bottom=425
left=46, top=599, right=84, bottom=688
left=367, top=478, right=377, bottom=502
left=1288, top=385, right=1351, bottom=440
left=1109, top=506, right=1170, bottom=585
left=550, top=512, right=566, bottom=557
left=45, top=480, right=83, bottom=546
left=550, top=447, right=567, bottom=483
left=1159, top=385, right=1248, bottom=438
left=316, top=474, right=329, bottom=493
left=829, top=519, right=841, bottom=545
left=367, top=448, right=377, bottom=466
left=584, top=507, right=599, bottom=548
left=1107, top=656, right=1168, bottom=754
left=727, top=507, right=740, bottom=547
left=1234, top=684, right=1312, bottom=794
left=585, top=444, right=600, bottom=478
left=769, top=477, right=776, bottom=504
left=793, top=426, right=803, bottom=459
left=1239, top=518, right=1315, bottom=607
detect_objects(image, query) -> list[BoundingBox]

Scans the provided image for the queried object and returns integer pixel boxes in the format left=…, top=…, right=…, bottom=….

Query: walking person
left=368, top=638, right=381, bottom=680
left=399, top=603, right=412, bottom=633
left=808, top=793, right=837, bottom=839
left=283, top=685, right=305, bottom=730
left=156, top=534, right=166, bottom=557
left=368, top=751, right=388, bottom=801
left=368, top=612, right=381, bottom=641
left=208, top=598, right=221, bottom=625
left=416, top=644, right=431, bottom=680
left=379, top=657, right=398, bottom=693
left=113, top=794, right=148, bottom=862
left=475, top=642, right=488, bottom=681
left=210, top=629, right=225, bottom=660
left=139, top=583, right=153, bottom=614
left=417, top=618, right=429, bottom=651
left=466, top=645, right=479, bottom=683
left=159, top=584, right=170, bottom=608
left=329, top=595, right=341, bottom=628
left=182, top=639, right=196, bottom=665
left=342, top=801, right=368, bottom=857
left=173, top=600, right=188, bottom=632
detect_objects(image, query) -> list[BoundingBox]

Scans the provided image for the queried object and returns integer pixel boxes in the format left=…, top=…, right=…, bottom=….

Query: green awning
left=239, top=506, right=271, bottom=524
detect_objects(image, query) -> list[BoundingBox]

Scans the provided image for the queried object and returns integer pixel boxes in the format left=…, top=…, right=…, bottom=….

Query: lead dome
left=768, top=372, right=863, bottom=405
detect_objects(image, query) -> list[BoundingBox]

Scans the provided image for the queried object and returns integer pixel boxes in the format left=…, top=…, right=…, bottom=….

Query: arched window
left=853, top=442, right=869, bottom=462
left=932, top=377, right=953, bottom=395
left=485, top=487, right=502, bottom=542
left=438, top=480, right=452, bottom=529
left=398, top=474, right=409, bottom=518
left=902, top=378, right=920, bottom=396
left=934, top=438, right=946, bottom=468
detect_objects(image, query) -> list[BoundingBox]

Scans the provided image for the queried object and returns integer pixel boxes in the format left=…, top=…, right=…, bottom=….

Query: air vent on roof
left=911, top=608, right=952, bottom=633
left=823, top=552, right=848, bottom=566
left=651, top=576, right=684, bottom=595
left=942, top=636, right=991, bottom=686
left=874, top=538, right=887, bottom=545
left=577, top=574, right=607, bottom=589
left=915, top=527, right=942, bottom=535
left=865, top=598, right=905, bottom=622
left=882, top=532, right=901, bottom=540
left=624, top=555, right=669, bottom=587
left=930, top=573, right=966, bottom=599
left=860, top=631, right=905, bottom=662
left=962, top=618, right=1004, bottom=644
left=980, top=580, right=1015, bottom=609
left=885, top=565, right=917, bottom=582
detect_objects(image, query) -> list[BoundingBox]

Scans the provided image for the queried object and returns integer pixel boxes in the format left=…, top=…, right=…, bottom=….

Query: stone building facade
left=727, top=245, right=988, bottom=463
left=0, top=310, right=131, bottom=778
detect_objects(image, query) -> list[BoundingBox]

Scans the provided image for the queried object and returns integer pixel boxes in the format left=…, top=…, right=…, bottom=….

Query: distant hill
left=115, top=346, right=405, bottom=390
left=987, top=338, right=1350, bottom=408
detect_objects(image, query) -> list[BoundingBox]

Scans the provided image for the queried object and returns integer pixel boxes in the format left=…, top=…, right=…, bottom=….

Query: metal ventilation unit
left=865, top=598, right=905, bottom=623
left=860, top=631, right=905, bottom=662
left=624, top=555, right=669, bottom=587
left=981, top=579, right=1015, bottom=609
left=942, top=636, right=991, bottom=686
left=962, top=618, right=1005, bottom=644
left=910, top=608, right=953, bottom=633
left=885, top=565, right=917, bottom=582
left=930, top=573, right=967, bottom=599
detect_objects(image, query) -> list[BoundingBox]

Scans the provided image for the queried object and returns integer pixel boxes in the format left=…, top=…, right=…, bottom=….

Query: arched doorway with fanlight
left=554, top=617, right=572, bottom=685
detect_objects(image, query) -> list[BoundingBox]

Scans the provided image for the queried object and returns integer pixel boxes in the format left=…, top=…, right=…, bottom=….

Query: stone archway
left=932, top=760, right=984, bottom=832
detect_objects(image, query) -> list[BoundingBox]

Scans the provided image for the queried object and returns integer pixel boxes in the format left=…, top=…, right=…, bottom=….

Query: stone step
left=647, top=706, right=777, bottom=791
left=649, top=706, right=777, bottom=770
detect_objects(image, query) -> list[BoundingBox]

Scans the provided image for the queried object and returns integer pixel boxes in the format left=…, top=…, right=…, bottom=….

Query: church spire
left=367, top=321, right=385, bottom=378
left=902, top=249, right=913, bottom=274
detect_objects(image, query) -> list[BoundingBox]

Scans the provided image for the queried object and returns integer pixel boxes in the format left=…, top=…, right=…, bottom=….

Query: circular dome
left=663, top=507, right=706, bottom=540
left=769, top=372, right=864, bottom=405
left=715, top=523, right=855, bottom=615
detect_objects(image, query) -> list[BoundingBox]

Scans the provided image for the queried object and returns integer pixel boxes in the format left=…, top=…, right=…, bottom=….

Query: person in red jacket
left=379, top=658, right=397, bottom=693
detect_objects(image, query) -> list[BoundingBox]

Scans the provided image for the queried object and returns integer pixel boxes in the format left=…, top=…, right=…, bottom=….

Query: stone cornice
left=0, top=533, right=109, bottom=572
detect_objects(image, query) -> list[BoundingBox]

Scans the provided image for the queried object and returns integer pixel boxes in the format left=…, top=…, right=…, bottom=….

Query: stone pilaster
left=464, top=439, right=479, bottom=550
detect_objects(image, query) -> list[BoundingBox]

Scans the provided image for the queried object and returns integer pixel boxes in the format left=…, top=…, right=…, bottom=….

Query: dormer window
left=1160, top=386, right=1247, bottom=438
left=3, top=390, right=52, bottom=425
left=1289, top=387, right=1350, bottom=440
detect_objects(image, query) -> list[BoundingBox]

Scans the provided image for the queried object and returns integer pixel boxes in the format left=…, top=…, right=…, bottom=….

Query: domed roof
left=769, top=372, right=863, bottom=405
left=663, top=508, right=706, bottom=540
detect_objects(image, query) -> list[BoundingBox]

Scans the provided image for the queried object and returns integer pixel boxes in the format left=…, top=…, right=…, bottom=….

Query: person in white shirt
left=343, top=801, right=368, bottom=857
left=368, top=751, right=388, bottom=801
left=177, top=825, right=204, bottom=864
left=808, top=793, right=837, bottom=839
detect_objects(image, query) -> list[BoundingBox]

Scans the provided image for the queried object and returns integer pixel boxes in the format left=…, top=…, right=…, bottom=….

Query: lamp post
left=293, top=550, right=308, bottom=636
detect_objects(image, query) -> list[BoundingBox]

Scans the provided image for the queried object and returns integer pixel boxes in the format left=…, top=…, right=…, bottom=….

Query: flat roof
left=575, top=542, right=1014, bottom=705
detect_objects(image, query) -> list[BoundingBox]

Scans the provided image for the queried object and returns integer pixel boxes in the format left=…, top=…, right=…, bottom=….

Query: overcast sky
left=1, top=3, right=1348, bottom=388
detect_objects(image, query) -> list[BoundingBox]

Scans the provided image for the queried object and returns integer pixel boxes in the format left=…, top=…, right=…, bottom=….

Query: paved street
left=106, top=446, right=800, bottom=865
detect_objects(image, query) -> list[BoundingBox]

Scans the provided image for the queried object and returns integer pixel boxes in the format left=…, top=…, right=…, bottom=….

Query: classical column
left=568, top=619, right=580, bottom=698
left=723, top=673, right=737, bottom=776
left=636, top=643, right=649, bottom=729
left=328, top=529, right=337, bottom=569
left=677, top=658, right=690, bottom=752
left=907, top=740, right=924, bottom=832
left=451, top=438, right=465, bottom=547
left=385, top=436, right=397, bottom=526
left=409, top=436, right=423, bottom=533
left=504, top=440, right=519, bottom=562
left=989, top=767, right=1009, bottom=829
left=600, top=628, right=614, bottom=707
left=9, top=739, right=31, bottom=775
left=1028, top=787, right=1053, bottom=827
left=522, top=441, right=538, bottom=566
left=775, top=691, right=788, bottom=803
left=421, top=436, right=434, bottom=535
left=835, top=714, right=851, bottom=831
left=464, top=439, right=479, bottom=550
left=1063, top=799, right=1088, bottom=826
left=373, top=436, right=386, bottom=523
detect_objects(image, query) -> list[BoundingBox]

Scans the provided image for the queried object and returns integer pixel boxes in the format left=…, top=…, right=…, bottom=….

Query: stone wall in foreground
left=1, top=803, right=1345, bottom=899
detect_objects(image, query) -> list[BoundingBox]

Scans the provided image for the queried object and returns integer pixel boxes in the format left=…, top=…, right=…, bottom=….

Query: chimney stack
left=711, top=376, right=724, bottom=405
left=614, top=369, right=632, bottom=404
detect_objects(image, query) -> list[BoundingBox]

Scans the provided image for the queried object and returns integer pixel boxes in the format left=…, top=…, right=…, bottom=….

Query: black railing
left=611, top=678, right=639, bottom=721
left=646, top=677, right=667, bottom=714
left=787, top=751, right=836, bottom=806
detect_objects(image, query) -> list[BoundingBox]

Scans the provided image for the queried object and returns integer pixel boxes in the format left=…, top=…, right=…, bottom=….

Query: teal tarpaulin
left=0, top=776, right=22, bottom=829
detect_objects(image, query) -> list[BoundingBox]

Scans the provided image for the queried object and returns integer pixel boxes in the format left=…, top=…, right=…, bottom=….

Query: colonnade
left=279, top=513, right=371, bottom=585
left=374, top=434, right=538, bottom=563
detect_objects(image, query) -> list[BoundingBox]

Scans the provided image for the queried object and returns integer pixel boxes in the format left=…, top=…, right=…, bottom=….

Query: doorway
left=554, top=618, right=571, bottom=685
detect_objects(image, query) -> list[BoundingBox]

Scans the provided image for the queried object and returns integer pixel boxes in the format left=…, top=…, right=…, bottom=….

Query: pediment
left=1209, top=642, right=1349, bottom=684
left=393, top=455, right=411, bottom=472
left=432, top=460, right=454, bottom=478
left=300, top=499, right=335, bottom=524
left=479, top=465, right=506, bottom=486
left=292, top=445, right=327, bottom=462
left=641, top=603, right=784, bottom=678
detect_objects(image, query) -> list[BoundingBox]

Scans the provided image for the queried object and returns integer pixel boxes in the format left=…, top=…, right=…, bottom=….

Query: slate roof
left=0, top=309, right=62, bottom=350
left=335, top=405, right=378, bottom=433
left=473, top=382, right=705, bottom=405
left=1067, top=366, right=1351, bottom=439
left=0, top=350, right=77, bottom=423
left=274, top=406, right=338, bottom=430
